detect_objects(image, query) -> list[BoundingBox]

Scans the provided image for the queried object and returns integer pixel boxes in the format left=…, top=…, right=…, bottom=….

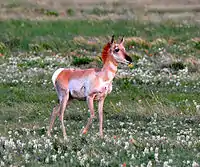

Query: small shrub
left=151, top=38, right=168, bottom=46
left=29, top=44, right=41, bottom=52
left=0, top=42, right=8, bottom=54
left=126, top=39, right=150, bottom=50
left=112, top=1, right=121, bottom=7
left=195, top=141, right=200, bottom=151
left=131, top=54, right=141, bottom=63
left=194, top=41, right=200, bottom=50
left=41, top=43, right=53, bottom=50
left=170, top=62, right=185, bottom=71
left=91, top=7, right=112, bottom=16
left=17, top=59, right=50, bottom=70
left=73, top=36, right=101, bottom=52
left=35, top=8, right=59, bottom=17
left=116, top=78, right=133, bottom=89
left=45, top=10, right=59, bottom=17
left=66, top=8, right=75, bottom=16
left=29, top=42, right=54, bottom=52
left=4, top=37, right=21, bottom=49
left=72, top=56, right=93, bottom=66
left=18, top=60, right=38, bottom=70
left=91, top=7, right=104, bottom=16
left=4, top=2, right=20, bottom=8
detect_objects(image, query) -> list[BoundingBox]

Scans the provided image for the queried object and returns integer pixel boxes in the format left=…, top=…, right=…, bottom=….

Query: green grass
left=0, top=19, right=200, bottom=54
left=0, top=78, right=199, bottom=128
left=71, top=56, right=93, bottom=66
left=0, top=79, right=200, bottom=166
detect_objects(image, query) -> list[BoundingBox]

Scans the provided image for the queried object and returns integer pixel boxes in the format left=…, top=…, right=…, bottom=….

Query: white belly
left=69, top=79, right=86, bottom=99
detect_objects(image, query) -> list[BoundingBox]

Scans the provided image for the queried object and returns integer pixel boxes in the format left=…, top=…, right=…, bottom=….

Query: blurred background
left=1, top=0, right=200, bottom=21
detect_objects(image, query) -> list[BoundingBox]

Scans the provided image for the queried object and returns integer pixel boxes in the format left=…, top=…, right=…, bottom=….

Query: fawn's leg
left=59, top=89, right=69, bottom=139
left=82, top=95, right=95, bottom=134
left=47, top=104, right=60, bottom=137
left=98, top=97, right=105, bottom=138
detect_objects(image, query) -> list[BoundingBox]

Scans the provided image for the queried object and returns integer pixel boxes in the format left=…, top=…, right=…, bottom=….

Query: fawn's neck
left=101, top=58, right=118, bottom=82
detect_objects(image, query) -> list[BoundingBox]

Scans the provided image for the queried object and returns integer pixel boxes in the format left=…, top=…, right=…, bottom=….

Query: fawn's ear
left=120, top=36, right=124, bottom=45
left=110, top=35, right=114, bottom=44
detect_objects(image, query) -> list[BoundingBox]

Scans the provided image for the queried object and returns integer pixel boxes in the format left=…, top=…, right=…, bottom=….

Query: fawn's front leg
left=82, top=94, right=95, bottom=134
left=98, top=97, right=105, bottom=138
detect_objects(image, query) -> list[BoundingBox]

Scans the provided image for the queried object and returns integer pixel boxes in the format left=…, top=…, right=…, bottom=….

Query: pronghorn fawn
left=47, top=35, right=132, bottom=139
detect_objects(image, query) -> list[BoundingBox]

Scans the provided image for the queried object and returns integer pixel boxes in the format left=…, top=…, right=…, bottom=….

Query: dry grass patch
left=1, top=0, right=200, bottom=21
left=73, top=36, right=105, bottom=46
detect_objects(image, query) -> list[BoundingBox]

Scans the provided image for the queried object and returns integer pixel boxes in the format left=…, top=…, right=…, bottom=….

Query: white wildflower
left=124, top=142, right=129, bottom=149
left=45, top=156, right=49, bottom=163
left=155, top=147, right=159, bottom=161
left=163, top=161, right=169, bottom=167
left=1, top=161, right=5, bottom=167
left=147, top=160, right=152, bottom=167
left=51, top=154, right=57, bottom=162
left=168, top=159, right=173, bottom=163
left=192, top=161, right=199, bottom=167
left=143, top=147, right=149, bottom=155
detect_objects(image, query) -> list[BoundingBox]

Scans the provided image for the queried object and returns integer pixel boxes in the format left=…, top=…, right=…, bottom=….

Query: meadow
left=0, top=1, right=200, bottom=166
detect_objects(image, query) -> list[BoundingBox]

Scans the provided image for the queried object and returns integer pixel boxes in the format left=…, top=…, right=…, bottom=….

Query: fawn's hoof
left=47, top=131, right=51, bottom=137
left=82, top=128, right=88, bottom=134
left=64, top=136, right=68, bottom=141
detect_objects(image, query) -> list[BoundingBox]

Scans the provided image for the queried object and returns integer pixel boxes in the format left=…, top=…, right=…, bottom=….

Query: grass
left=146, top=5, right=200, bottom=13
left=0, top=19, right=200, bottom=166
left=71, top=56, right=93, bottom=66
left=0, top=79, right=200, bottom=166
left=0, top=20, right=200, bottom=53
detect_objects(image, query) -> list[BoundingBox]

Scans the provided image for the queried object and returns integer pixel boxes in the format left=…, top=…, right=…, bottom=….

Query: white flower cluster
left=0, top=111, right=199, bottom=167
left=0, top=53, right=70, bottom=85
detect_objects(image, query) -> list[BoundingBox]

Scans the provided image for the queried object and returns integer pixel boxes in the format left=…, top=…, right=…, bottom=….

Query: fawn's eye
left=114, top=48, right=119, bottom=52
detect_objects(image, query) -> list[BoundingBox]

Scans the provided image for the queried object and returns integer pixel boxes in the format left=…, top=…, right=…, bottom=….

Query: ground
left=1, top=0, right=200, bottom=21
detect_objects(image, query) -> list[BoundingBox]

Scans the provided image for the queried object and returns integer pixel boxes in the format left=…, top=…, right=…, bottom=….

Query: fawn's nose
left=125, top=54, right=132, bottom=63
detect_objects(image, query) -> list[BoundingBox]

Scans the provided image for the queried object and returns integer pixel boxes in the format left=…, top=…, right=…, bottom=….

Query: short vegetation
left=0, top=12, right=200, bottom=167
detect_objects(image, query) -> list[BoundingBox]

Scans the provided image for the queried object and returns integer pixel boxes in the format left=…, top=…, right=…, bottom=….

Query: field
left=0, top=0, right=200, bottom=167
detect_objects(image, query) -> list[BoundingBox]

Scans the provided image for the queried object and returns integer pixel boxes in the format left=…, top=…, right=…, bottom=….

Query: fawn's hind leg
left=47, top=104, right=60, bottom=137
left=47, top=80, right=70, bottom=139
left=47, top=91, right=70, bottom=139
left=59, top=89, right=69, bottom=139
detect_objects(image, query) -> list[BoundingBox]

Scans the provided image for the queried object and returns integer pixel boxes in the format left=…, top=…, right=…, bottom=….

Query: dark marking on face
left=125, top=55, right=132, bottom=63
left=111, top=35, right=114, bottom=44
left=114, top=48, right=119, bottom=52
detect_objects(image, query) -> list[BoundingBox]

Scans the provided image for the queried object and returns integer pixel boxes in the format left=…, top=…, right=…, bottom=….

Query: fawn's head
left=102, top=35, right=132, bottom=65
left=109, top=35, right=132, bottom=65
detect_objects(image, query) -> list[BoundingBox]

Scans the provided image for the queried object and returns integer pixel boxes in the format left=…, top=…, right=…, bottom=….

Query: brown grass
left=0, top=0, right=200, bottom=21
left=146, top=5, right=200, bottom=13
